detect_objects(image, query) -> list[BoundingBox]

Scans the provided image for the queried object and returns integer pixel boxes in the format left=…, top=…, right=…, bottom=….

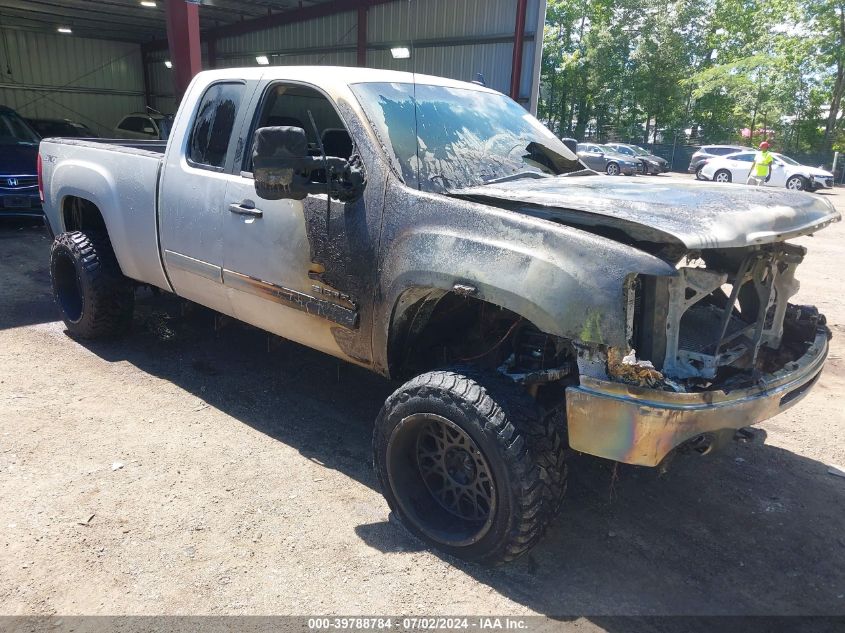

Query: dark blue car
left=0, top=105, right=42, bottom=218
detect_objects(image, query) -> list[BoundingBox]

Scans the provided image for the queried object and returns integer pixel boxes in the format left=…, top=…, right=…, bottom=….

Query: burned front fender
left=372, top=185, right=677, bottom=376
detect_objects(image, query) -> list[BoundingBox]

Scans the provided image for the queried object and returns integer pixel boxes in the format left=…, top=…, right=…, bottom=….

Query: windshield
left=775, top=153, right=799, bottom=166
left=0, top=112, right=40, bottom=145
left=350, top=82, right=581, bottom=191
left=631, top=145, right=651, bottom=156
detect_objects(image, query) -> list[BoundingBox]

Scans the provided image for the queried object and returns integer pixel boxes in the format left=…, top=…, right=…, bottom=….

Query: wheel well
left=387, top=288, right=575, bottom=383
left=62, top=196, right=106, bottom=233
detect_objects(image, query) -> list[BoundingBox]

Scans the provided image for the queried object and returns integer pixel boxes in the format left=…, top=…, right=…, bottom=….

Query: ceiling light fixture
left=390, top=47, right=410, bottom=59
left=256, top=55, right=270, bottom=65
left=164, top=60, right=173, bottom=68
left=140, top=1, right=157, bottom=7
left=57, top=27, right=72, bottom=34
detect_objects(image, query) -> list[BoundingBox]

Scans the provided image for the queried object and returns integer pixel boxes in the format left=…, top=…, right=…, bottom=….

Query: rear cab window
left=187, top=82, right=246, bottom=171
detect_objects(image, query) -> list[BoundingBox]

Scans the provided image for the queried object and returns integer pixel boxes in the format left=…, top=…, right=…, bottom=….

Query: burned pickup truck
left=38, top=67, right=838, bottom=564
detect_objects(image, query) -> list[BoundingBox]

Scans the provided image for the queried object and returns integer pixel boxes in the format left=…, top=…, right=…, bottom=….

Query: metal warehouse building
left=0, top=0, right=546, bottom=137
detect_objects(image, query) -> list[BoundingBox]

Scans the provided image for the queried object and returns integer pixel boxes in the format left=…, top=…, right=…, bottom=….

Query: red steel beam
left=509, top=0, right=528, bottom=100
left=357, top=4, right=368, bottom=66
left=164, top=0, right=202, bottom=97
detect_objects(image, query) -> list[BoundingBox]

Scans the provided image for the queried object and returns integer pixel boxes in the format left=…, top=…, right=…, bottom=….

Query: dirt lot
left=1, top=177, right=844, bottom=622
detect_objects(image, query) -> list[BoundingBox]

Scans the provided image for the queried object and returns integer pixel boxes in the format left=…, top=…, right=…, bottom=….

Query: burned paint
left=567, top=324, right=829, bottom=466
left=223, top=269, right=358, bottom=328
left=450, top=176, right=840, bottom=254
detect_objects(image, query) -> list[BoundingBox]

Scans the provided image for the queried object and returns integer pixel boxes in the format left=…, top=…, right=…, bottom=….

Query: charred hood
left=451, top=176, right=840, bottom=256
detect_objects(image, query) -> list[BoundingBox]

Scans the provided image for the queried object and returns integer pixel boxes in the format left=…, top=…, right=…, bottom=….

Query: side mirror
left=252, top=126, right=365, bottom=202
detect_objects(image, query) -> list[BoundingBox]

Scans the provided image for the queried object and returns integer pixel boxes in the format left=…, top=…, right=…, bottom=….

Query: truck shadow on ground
left=69, top=290, right=845, bottom=619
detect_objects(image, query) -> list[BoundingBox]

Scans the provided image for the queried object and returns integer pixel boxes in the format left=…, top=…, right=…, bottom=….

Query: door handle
left=229, top=202, right=263, bottom=218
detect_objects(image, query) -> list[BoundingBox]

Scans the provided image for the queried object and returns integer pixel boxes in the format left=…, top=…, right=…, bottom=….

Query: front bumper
left=0, top=189, right=42, bottom=218
left=565, top=328, right=829, bottom=467
left=812, top=175, right=834, bottom=189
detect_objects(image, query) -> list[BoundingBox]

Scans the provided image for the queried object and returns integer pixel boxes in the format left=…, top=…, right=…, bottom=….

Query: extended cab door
left=159, top=79, right=258, bottom=316
left=221, top=80, right=381, bottom=365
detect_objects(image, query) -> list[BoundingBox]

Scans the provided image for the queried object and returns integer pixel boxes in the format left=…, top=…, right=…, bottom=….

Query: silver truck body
left=39, top=67, right=839, bottom=468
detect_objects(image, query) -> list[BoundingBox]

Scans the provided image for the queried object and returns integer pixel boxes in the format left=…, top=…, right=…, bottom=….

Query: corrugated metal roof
left=0, top=0, right=340, bottom=44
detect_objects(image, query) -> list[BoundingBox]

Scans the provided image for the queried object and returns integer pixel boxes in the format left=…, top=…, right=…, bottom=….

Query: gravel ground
left=1, top=177, right=844, bottom=622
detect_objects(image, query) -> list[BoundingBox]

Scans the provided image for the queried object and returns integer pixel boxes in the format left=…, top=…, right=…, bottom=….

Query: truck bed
left=43, top=137, right=167, bottom=157
left=39, top=137, right=170, bottom=292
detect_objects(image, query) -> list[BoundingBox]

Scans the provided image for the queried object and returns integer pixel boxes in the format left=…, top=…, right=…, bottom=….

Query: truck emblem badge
left=6, top=178, right=18, bottom=187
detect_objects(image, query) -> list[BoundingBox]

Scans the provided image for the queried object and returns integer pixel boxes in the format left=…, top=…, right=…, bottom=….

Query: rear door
left=158, top=78, right=257, bottom=315
left=220, top=80, right=381, bottom=364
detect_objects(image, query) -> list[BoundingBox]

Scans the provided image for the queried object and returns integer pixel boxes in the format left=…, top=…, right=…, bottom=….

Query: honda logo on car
left=6, top=178, right=18, bottom=187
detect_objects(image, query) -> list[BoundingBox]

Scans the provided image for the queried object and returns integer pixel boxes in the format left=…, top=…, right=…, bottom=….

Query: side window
left=732, top=153, right=754, bottom=162
left=243, top=82, right=350, bottom=174
left=188, top=82, right=245, bottom=170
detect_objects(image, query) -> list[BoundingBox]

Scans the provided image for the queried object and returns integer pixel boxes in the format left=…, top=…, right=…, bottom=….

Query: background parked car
left=688, top=144, right=751, bottom=179
left=576, top=142, right=639, bottom=175
left=0, top=105, right=41, bottom=219
left=700, top=151, right=835, bottom=191
left=27, top=117, right=98, bottom=138
left=113, top=112, right=173, bottom=140
left=604, top=142, right=669, bottom=174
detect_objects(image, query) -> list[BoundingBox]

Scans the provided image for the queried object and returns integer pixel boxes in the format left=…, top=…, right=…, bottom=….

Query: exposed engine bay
left=605, top=243, right=830, bottom=392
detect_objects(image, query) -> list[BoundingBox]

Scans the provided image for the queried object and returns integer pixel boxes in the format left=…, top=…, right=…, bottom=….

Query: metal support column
left=140, top=43, right=153, bottom=109
left=207, top=37, right=218, bottom=69
left=165, top=0, right=202, bottom=98
left=509, top=0, right=528, bottom=101
left=357, top=4, right=368, bottom=67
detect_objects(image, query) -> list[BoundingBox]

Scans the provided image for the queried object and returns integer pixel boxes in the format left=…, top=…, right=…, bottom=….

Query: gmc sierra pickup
left=38, top=67, right=839, bottom=564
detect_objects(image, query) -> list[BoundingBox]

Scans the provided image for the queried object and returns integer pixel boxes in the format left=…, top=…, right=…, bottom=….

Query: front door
left=221, top=81, right=381, bottom=366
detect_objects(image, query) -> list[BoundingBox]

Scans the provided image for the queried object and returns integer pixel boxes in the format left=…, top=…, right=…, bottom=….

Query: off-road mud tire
left=373, top=367, right=567, bottom=564
left=50, top=230, right=134, bottom=339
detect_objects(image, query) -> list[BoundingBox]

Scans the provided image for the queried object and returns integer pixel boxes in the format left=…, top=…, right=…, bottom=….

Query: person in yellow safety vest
left=746, top=141, right=774, bottom=186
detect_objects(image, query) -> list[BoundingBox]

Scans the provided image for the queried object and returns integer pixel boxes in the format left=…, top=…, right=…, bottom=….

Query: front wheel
left=50, top=231, right=134, bottom=339
left=713, top=169, right=732, bottom=183
left=606, top=162, right=620, bottom=176
left=373, top=369, right=567, bottom=564
left=786, top=175, right=807, bottom=191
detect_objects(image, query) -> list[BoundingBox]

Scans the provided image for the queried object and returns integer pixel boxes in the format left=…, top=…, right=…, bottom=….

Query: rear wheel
left=606, top=162, right=620, bottom=176
left=695, top=165, right=705, bottom=180
left=373, top=368, right=567, bottom=564
left=714, top=169, right=732, bottom=183
left=786, top=175, right=807, bottom=191
left=50, top=231, right=134, bottom=339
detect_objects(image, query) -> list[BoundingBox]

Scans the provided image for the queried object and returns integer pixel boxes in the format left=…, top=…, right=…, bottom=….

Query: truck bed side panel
left=41, top=140, right=171, bottom=291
